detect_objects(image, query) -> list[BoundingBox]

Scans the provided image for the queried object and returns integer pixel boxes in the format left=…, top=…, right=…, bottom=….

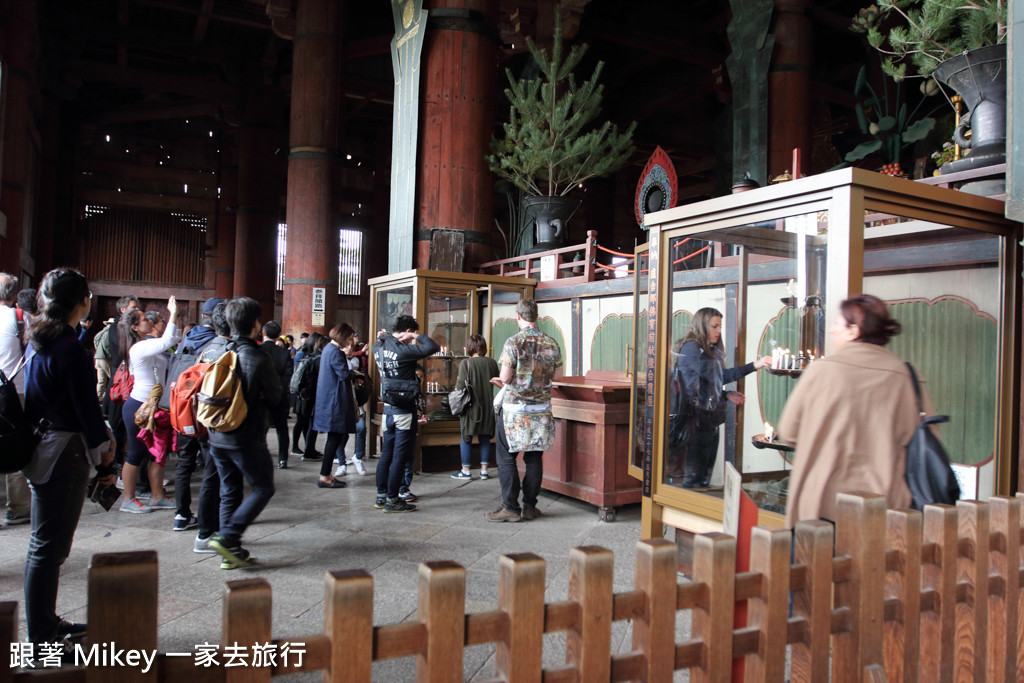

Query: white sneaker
left=354, top=459, right=366, bottom=476
left=334, top=465, right=347, bottom=478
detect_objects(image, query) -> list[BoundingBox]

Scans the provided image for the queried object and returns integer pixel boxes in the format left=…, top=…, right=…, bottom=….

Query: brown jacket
left=778, top=342, right=928, bottom=528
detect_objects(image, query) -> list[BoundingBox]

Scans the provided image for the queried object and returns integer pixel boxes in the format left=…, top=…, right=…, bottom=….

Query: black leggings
left=320, top=432, right=349, bottom=478
left=292, top=411, right=312, bottom=451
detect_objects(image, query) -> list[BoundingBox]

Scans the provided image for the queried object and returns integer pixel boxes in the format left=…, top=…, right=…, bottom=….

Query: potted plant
left=487, top=8, right=635, bottom=252
left=854, top=1, right=1008, bottom=175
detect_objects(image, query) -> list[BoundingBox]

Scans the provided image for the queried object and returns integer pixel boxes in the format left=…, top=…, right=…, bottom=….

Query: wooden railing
left=3, top=493, right=1022, bottom=682
left=478, top=230, right=599, bottom=287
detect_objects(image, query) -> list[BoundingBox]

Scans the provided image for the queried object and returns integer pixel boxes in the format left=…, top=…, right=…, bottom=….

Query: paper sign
left=540, top=255, right=556, bottom=282
left=312, top=312, right=325, bottom=327
left=312, top=287, right=326, bottom=313
left=723, top=462, right=742, bottom=537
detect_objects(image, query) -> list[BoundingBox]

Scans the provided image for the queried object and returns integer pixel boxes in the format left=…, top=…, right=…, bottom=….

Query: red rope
left=595, top=244, right=636, bottom=258
left=672, top=244, right=711, bottom=265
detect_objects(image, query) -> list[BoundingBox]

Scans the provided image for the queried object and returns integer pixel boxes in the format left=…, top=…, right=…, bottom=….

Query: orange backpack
left=169, top=361, right=210, bottom=438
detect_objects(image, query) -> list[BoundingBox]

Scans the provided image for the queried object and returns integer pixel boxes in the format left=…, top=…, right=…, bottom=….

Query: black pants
left=267, top=398, right=289, bottom=459
left=174, top=434, right=201, bottom=517
left=292, top=411, right=312, bottom=453
left=320, top=432, right=350, bottom=478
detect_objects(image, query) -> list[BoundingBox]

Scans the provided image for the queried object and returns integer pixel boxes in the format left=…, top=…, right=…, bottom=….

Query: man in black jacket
left=207, top=297, right=282, bottom=569
left=259, top=320, right=293, bottom=469
left=371, top=315, right=439, bottom=512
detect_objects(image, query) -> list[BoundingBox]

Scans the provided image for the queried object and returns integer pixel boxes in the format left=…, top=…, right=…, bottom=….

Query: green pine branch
left=487, top=5, right=636, bottom=197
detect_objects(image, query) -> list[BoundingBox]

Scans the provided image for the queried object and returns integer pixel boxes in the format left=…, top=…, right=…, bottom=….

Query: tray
left=765, top=367, right=803, bottom=378
left=752, top=435, right=795, bottom=453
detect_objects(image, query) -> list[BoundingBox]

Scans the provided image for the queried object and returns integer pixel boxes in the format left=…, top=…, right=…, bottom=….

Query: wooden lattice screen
left=79, top=205, right=206, bottom=285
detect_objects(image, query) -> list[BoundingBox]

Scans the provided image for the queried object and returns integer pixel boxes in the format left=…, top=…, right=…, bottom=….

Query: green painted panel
left=492, top=317, right=566, bottom=368
left=670, top=311, right=693, bottom=351
left=537, top=317, right=567, bottom=365
left=757, top=307, right=802, bottom=431
left=591, top=314, right=633, bottom=371
left=886, top=299, right=996, bottom=466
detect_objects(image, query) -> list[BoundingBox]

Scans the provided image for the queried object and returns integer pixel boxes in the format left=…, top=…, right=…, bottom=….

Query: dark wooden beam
left=77, top=187, right=216, bottom=216
left=128, top=0, right=271, bottom=31
left=66, top=59, right=240, bottom=100
left=346, top=35, right=392, bottom=60
left=85, top=100, right=223, bottom=125
left=587, top=19, right=724, bottom=68
left=64, top=15, right=236, bottom=67
left=194, top=0, right=215, bottom=43
left=79, top=158, right=217, bottom=186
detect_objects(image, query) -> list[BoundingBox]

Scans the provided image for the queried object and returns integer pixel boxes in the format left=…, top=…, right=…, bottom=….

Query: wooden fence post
left=222, top=578, right=272, bottom=683
left=987, top=497, right=1020, bottom=683
left=495, top=553, right=545, bottom=683
left=631, top=539, right=678, bottom=683
left=883, top=509, right=921, bottom=683
left=691, top=532, right=735, bottom=683
left=954, top=501, right=989, bottom=682
left=920, top=504, right=958, bottom=683
left=566, top=546, right=613, bottom=682
left=744, top=526, right=790, bottom=682
left=0, top=601, right=16, bottom=683
left=87, top=551, right=158, bottom=683
left=834, top=493, right=887, bottom=683
left=324, top=569, right=373, bottom=682
left=416, top=561, right=466, bottom=683
left=791, top=520, right=834, bottom=683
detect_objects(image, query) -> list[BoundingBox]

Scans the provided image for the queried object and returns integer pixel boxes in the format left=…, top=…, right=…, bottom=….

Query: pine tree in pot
left=487, top=8, right=635, bottom=253
left=856, top=1, right=1008, bottom=176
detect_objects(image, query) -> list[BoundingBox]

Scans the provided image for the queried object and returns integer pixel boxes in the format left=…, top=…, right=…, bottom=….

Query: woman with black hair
left=312, top=322, right=360, bottom=488
left=290, top=332, right=323, bottom=461
left=22, top=268, right=115, bottom=645
left=117, top=297, right=179, bottom=513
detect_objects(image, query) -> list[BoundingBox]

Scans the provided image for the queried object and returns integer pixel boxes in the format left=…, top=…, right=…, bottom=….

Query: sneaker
left=115, top=477, right=124, bottom=490
left=173, top=514, right=198, bottom=531
left=219, top=547, right=252, bottom=570
left=334, top=465, right=347, bottom=477
left=384, top=498, right=417, bottom=513
left=119, top=498, right=153, bottom=514
left=301, top=453, right=323, bottom=462
left=208, top=536, right=253, bottom=569
left=194, top=535, right=216, bottom=554
left=374, top=495, right=387, bottom=510
left=486, top=506, right=521, bottom=523
left=398, top=490, right=418, bottom=502
left=4, top=512, right=30, bottom=526
left=135, top=491, right=152, bottom=501
left=451, top=470, right=472, bottom=480
left=291, top=446, right=304, bottom=456
left=148, top=496, right=175, bottom=510
left=56, top=619, right=87, bottom=637
left=479, top=470, right=490, bottom=480
left=521, top=505, right=541, bottom=521
left=354, top=459, right=366, bottom=476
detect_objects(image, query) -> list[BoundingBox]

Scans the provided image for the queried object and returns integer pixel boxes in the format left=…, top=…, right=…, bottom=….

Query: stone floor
left=0, top=425, right=690, bottom=681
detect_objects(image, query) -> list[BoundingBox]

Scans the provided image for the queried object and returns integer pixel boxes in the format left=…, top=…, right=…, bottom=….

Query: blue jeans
left=24, top=437, right=90, bottom=643
left=460, top=434, right=492, bottom=469
left=495, top=409, right=542, bottom=513
left=377, top=411, right=416, bottom=499
left=210, top=446, right=275, bottom=547
left=354, top=415, right=367, bottom=460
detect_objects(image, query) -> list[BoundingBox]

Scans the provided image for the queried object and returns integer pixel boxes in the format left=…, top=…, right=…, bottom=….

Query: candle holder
left=752, top=434, right=795, bottom=453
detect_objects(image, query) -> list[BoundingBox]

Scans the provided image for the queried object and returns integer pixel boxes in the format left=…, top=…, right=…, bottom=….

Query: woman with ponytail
left=117, top=296, right=179, bottom=513
left=22, top=268, right=114, bottom=645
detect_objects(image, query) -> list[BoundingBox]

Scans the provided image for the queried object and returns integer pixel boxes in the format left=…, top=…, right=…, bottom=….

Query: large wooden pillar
left=0, top=0, right=39, bottom=279
left=281, top=0, right=342, bottom=337
left=214, top=149, right=238, bottom=299
left=415, top=0, right=498, bottom=271
left=768, top=0, right=812, bottom=178
left=234, top=85, right=284, bottom=321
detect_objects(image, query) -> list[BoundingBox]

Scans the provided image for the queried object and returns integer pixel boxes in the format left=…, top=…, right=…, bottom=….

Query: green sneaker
left=374, top=494, right=386, bottom=509
left=208, top=536, right=253, bottom=569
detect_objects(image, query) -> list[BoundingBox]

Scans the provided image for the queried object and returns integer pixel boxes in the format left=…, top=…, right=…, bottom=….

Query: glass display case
left=367, top=270, right=534, bottom=459
left=639, top=168, right=1020, bottom=537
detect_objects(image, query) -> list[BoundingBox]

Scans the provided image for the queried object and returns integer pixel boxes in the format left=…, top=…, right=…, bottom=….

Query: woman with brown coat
left=778, top=294, right=933, bottom=528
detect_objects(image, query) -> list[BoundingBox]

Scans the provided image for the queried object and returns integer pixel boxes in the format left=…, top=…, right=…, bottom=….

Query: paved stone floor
left=0, top=426, right=687, bottom=680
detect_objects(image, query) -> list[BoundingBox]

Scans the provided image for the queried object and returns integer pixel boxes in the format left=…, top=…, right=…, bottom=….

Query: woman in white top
left=117, top=296, right=179, bottom=513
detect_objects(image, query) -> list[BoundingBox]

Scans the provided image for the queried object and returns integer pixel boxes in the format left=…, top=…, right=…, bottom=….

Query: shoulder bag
left=447, top=359, right=473, bottom=416
left=904, top=363, right=960, bottom=510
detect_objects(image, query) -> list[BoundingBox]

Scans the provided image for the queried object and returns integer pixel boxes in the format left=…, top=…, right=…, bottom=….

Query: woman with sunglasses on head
left=22, top=269, right=114, bottom=646
left=117, top=296, right=179, bottom=513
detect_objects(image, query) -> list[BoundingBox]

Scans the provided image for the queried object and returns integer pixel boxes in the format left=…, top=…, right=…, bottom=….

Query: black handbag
left=0, top=359, right=51, bottom=474
left=904, top=364, right=960, bottom=510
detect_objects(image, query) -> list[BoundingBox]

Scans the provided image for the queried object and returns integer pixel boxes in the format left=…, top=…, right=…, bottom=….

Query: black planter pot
left=934, top=43, right=1006, bottom=175
left=522, top=196, right=580, bottom=254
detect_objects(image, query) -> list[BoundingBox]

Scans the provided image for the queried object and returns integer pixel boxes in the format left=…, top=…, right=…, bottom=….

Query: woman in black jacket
left=22, top=268, right=115, bottom=645
left=290, top=332, right=323, bottom=461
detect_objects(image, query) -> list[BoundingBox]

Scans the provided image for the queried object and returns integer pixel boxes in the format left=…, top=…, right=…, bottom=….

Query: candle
left=764, top=422, right=774, bottom=441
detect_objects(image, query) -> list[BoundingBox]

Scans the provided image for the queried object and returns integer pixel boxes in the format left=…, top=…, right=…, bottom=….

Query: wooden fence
left=3, top=492, right=1022, bottom=682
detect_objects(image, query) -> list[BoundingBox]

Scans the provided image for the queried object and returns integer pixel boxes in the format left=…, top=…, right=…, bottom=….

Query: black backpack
left=290, top=355, right=317, bottom=398
left=0, top=360, right=49, bottom=473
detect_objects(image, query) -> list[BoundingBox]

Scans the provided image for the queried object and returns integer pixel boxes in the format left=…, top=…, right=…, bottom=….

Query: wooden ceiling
left=42, top=0, right=872, bottom=218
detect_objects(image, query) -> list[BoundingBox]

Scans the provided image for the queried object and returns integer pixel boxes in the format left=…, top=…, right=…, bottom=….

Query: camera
left=88, top=475, right=122, bottom=511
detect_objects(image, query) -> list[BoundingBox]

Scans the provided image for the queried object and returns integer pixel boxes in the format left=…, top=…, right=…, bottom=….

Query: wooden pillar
left=234, top=85, right=284, bottom=321
left=768, top=0, right=812, bottom=178
left=281, top=0, right=342, bottom=338
left=0, top=0, right=39, bottom=279
left=416, top=0, right=498, bottom=271
left=214, top=150, right=238, bottom=299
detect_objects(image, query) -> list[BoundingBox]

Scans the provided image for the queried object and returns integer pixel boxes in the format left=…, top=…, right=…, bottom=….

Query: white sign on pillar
left=312, top=287, right=326, bottom=327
